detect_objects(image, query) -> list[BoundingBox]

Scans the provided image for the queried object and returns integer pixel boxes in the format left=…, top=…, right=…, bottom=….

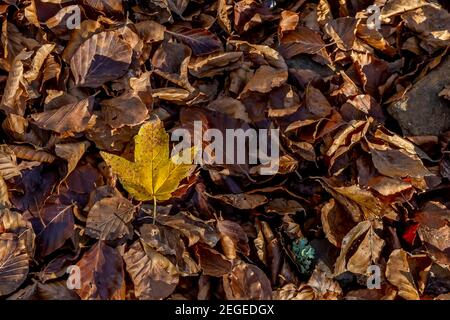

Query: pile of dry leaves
left=0, top=0, right=449, bottom=300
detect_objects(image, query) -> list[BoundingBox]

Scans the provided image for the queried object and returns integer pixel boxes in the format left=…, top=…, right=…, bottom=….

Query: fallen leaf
left=70, top=30, right=133, bottom=87
left=386, top=249, right=420, bottom=300
left=100, top=117, right=195, bottom=206
left=86, top=196, right=135, bottom=241
left=123, top=240, right=178, bottom=300
left=76, top=241, right=125, bottom=300
left=223, top=262, right=272, bottom=300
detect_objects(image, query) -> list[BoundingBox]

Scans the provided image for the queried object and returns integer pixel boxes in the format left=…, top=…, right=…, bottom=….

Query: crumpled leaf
left=223, top=261, right=272, bottom=300
left=206, top=192, right=267, bottom=210
left=55, top=141, right=90, bottom=180
left=386, top=249, right=420, bottom=300
left=157, top=212, right=219, bottom=247
left=70, top=30, right=133, bottom=87
left=0, top=233, right=29, bottom=297
left=335, top=221, right=384, bottom=275
left=217, top=219, right=250, bottom=259
left=31, top=97, right=96, bottom=135
left=123, top=240, right=178, bottom=300
left=165, top=27, right=223, bottom=56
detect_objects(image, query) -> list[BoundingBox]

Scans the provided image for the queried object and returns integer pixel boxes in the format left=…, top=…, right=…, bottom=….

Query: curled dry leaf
left=206, top=192, right=268, bottom=210
left=324, top=17, right=357, bottom=51
left=223, top=262, right=272, bottom=300
left=11, top=145, right=56, bottom=164
left=194, top=244, right=232, bottom=277
left=8, top=280, right=80, bottom=300
left=369, top=145, right=431, bottom=179
left=1, top=0, right=449, bottom=301
left=272, top=283, right=315, bottom=300
left=335, top=221, right=384, bottom=275
left=165, top=27, right=223, bottom=56
left=0, top=145, right=21, bottom=180
left=82, top=0, right=124, bottom=15
left=23, top=44, right=56, bottom=82
left=279, top=26, right=326, bottom=59
left=100, top=93, right=149, bottom=129
left=70, top=30, right=133, bottom=88
left=189, top=52, right=243, bottom=78
left=123, top=240, right=179, bottom=300
left=0, top=233, right=29, bottom=297
left=318, top=177, right=397, bottom=220
left=100, top=117, right=195, bottom=203
left=321, top=199, right=356, bottom=248
left=0, top=208, right=35, bottom=258
left=414, top=202, right=450, bottom=266
left=265, top=198, right=305, bottom=215
left=31, top=97, right=96, bottom=135
left=217, top=219, right=250, bottom=259
left=0, top=51, right=33, bottom=116
left=139, top=224, right=199, bottom=276
left=0, top=177, right=9, bottom=207
left=55, top=141, right=91, bottom=180
left=157, top=212, right=219, bottom=248
left=386, top=249, right=420, bottom=300
left=308, top=262, right=343, bottom=300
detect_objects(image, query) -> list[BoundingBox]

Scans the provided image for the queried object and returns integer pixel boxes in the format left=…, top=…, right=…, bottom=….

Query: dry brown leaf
left=76, top=241, right=125, bottom=300
left=206, top=192, right=268, bottom=210
left=0, top=145, right=21, bottom=180
left=0, top=233, right=29, bottom=297
left=123, top=240, right=178, bottom=299
left=55, top=141, right=91, bottom=180
left=31, top=97, right=96, bottom=135
left=86, top=196, right=134, bottom=241
left=386, top=249, right=420, bottom=300
left=70, top=30, right=133, bottom=88
left=321, top=199, right=356, bottom=248
left=223, top=261, right=272, bottom=300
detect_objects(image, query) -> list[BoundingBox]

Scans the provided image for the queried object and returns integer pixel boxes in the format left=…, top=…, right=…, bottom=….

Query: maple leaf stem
left=152, top=196, right=157, bottom=224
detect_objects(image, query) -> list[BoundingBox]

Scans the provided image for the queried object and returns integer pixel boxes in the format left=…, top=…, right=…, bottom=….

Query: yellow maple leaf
left=100, top=117, right=195, bottom=220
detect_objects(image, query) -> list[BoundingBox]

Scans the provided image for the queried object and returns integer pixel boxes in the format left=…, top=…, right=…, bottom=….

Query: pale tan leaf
left=386, top=249, right=420, bottom=300
left=123, top=240, right=178, bottom=300
left=0, top=51, right=33, bottom=115
left=55, top=141, right=90, bottom=179
left=0, top=233, right=29, bottom=297
left=0, top=176, right=9, bottom=207
left=0, top=145, right=21, bottom=180
left=23, top=44, right=56, bottom=82
left=10, top=145, right=56, bottom=163
left=86, top=196, right=134, bottom=241
left=31, top=97, right=96, bottom=134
